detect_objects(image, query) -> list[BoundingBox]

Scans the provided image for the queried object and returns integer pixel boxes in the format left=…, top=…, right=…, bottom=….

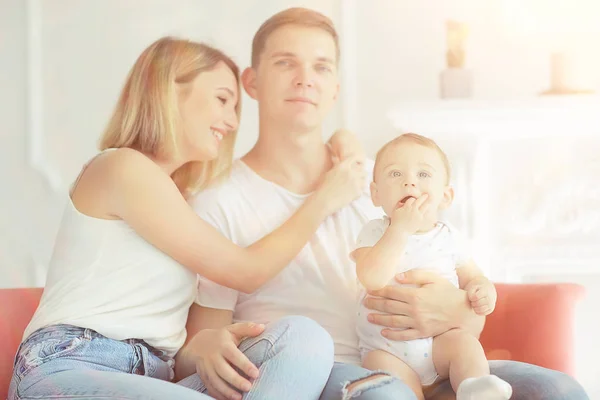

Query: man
left=179, top=7, right=588, bottom=400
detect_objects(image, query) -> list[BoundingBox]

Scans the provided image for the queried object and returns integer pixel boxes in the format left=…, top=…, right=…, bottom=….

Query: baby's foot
left=457, top=375, right=512, bottom=400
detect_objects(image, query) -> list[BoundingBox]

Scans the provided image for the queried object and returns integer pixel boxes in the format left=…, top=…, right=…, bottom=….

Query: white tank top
left=23, top=149, right=197, bottom=357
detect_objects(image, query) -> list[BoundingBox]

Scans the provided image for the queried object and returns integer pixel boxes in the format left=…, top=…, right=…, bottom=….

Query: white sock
left=456, top=375, right=513, bottom=400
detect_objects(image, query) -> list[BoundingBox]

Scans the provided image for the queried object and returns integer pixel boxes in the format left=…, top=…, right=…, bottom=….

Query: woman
left=9, top=37, right=365, bottom=399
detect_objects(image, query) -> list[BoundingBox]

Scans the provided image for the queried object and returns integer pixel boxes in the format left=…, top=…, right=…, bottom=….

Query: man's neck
left=242, top=124, right=332, bottom=194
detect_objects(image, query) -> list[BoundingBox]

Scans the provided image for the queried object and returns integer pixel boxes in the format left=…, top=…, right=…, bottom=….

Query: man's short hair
left=251, top=7, right=340, bottom=68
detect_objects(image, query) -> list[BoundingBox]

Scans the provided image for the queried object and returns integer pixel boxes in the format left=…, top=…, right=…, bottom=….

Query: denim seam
left=129, top=343, right=142, bottom=375
left=237, top=327, right=282, bottom=354
left=14, top=335, right=90, bottom=394
left=243, top=323, right=292, bottom=400
left=140, top=343, right=157, bottom=377
left=183, top=330, right=285, bottom=398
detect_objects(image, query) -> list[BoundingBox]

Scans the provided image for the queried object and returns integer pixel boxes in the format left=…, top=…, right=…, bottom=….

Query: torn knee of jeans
left=341, top=371, right=394, bottom=399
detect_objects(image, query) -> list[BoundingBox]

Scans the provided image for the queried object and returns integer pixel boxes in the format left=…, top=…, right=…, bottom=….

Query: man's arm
left=363, top=270, right=485, bottom=340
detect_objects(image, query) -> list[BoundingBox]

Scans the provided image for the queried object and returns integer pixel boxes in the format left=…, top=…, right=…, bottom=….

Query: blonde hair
left=251, top=7, right=340, bottom=67
left=99, top=36, right=241, bottom=195
left=374, top=133, right=452, bottom=184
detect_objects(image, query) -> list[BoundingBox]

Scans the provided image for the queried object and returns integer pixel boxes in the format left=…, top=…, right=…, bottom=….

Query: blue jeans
left=9, top=316, right=334, bottom=399
left=319, top=360, right=589, bottom=400
left=178, top=315, right=335, bottom=399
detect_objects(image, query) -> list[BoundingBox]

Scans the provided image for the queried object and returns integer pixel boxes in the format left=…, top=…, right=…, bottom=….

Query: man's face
left=250, top=24, right=339, bottom=132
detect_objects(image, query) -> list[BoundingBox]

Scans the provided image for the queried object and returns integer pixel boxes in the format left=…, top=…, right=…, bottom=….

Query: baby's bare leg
left=432, top=329, right=489, bottom=388
left=363, top=349, right=424, bottom=400
left=432, top=329, right=511, bottom=400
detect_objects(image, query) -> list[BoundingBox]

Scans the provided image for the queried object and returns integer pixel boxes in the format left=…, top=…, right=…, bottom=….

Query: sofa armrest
left=479, top=283, right=584, bottom=376
left=0, top=287, right=43, bottom=399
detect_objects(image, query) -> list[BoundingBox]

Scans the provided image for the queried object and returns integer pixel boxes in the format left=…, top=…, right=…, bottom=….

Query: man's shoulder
left=190, top=160, right=249, bottom=210
left=190, top=157, right=380, bottom=219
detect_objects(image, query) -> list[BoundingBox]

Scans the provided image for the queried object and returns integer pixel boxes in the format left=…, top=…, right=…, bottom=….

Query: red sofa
left=0, top=283, right=584, bottom=398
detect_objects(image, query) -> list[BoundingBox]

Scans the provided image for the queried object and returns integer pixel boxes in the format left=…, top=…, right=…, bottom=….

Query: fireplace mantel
left=385, top=95, right=600, bottom=283
left=387, top=95, right=600, bottom=140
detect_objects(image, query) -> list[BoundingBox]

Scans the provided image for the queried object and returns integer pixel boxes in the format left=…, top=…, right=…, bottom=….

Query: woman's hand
left=315, top=156, right=367, bottom=216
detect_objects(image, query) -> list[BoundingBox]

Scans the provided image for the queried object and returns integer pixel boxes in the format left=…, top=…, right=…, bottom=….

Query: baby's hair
left=373, top=133, right=451, bottom=184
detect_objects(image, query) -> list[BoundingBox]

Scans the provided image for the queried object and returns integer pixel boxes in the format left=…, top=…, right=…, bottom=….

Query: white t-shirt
left=191, top=159, right=383, bottom=365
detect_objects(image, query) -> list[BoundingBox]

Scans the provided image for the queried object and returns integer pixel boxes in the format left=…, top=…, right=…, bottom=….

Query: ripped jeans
left=319, top=361, right=589, bottom=400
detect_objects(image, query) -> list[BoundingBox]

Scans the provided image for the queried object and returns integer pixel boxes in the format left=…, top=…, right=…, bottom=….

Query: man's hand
left=327, top=129, right=366, bottom=165
left=464, top=276, right=497, bottom=316
left=189, top=322, right=264, bottom=400
left=363, top=269, right=472, bottom=341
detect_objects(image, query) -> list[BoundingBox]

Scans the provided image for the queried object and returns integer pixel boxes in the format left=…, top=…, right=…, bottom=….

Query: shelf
left=387, top=95, right=600, bottom=139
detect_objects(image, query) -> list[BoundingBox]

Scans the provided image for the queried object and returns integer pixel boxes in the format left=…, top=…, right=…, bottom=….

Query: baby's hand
left=465, top=276, right=497, bottom=316
left=390, top=194, right=430, bottom=234
left=328, top=129, right=366, bottom=166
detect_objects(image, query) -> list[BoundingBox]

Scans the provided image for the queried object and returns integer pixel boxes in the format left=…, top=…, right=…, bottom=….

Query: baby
left=351, top=133, right=512, bottom=400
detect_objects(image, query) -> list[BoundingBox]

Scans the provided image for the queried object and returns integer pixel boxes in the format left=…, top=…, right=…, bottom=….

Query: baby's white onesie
left=354, top=217, right=470, bottom=385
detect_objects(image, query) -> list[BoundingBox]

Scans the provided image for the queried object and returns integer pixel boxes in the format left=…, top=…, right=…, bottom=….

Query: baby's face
left=371, top=142, right=452, bottom=219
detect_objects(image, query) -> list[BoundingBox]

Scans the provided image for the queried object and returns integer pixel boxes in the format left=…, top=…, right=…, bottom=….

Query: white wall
left=0, top=0, right=343, bottom=288
left=350, top=0, right=600, bottom=156
left=0, top=0, right=48, bottom=287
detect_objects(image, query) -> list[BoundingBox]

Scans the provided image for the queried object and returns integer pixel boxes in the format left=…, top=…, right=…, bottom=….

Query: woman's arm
left=106, top=149, right=365, bottom=293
